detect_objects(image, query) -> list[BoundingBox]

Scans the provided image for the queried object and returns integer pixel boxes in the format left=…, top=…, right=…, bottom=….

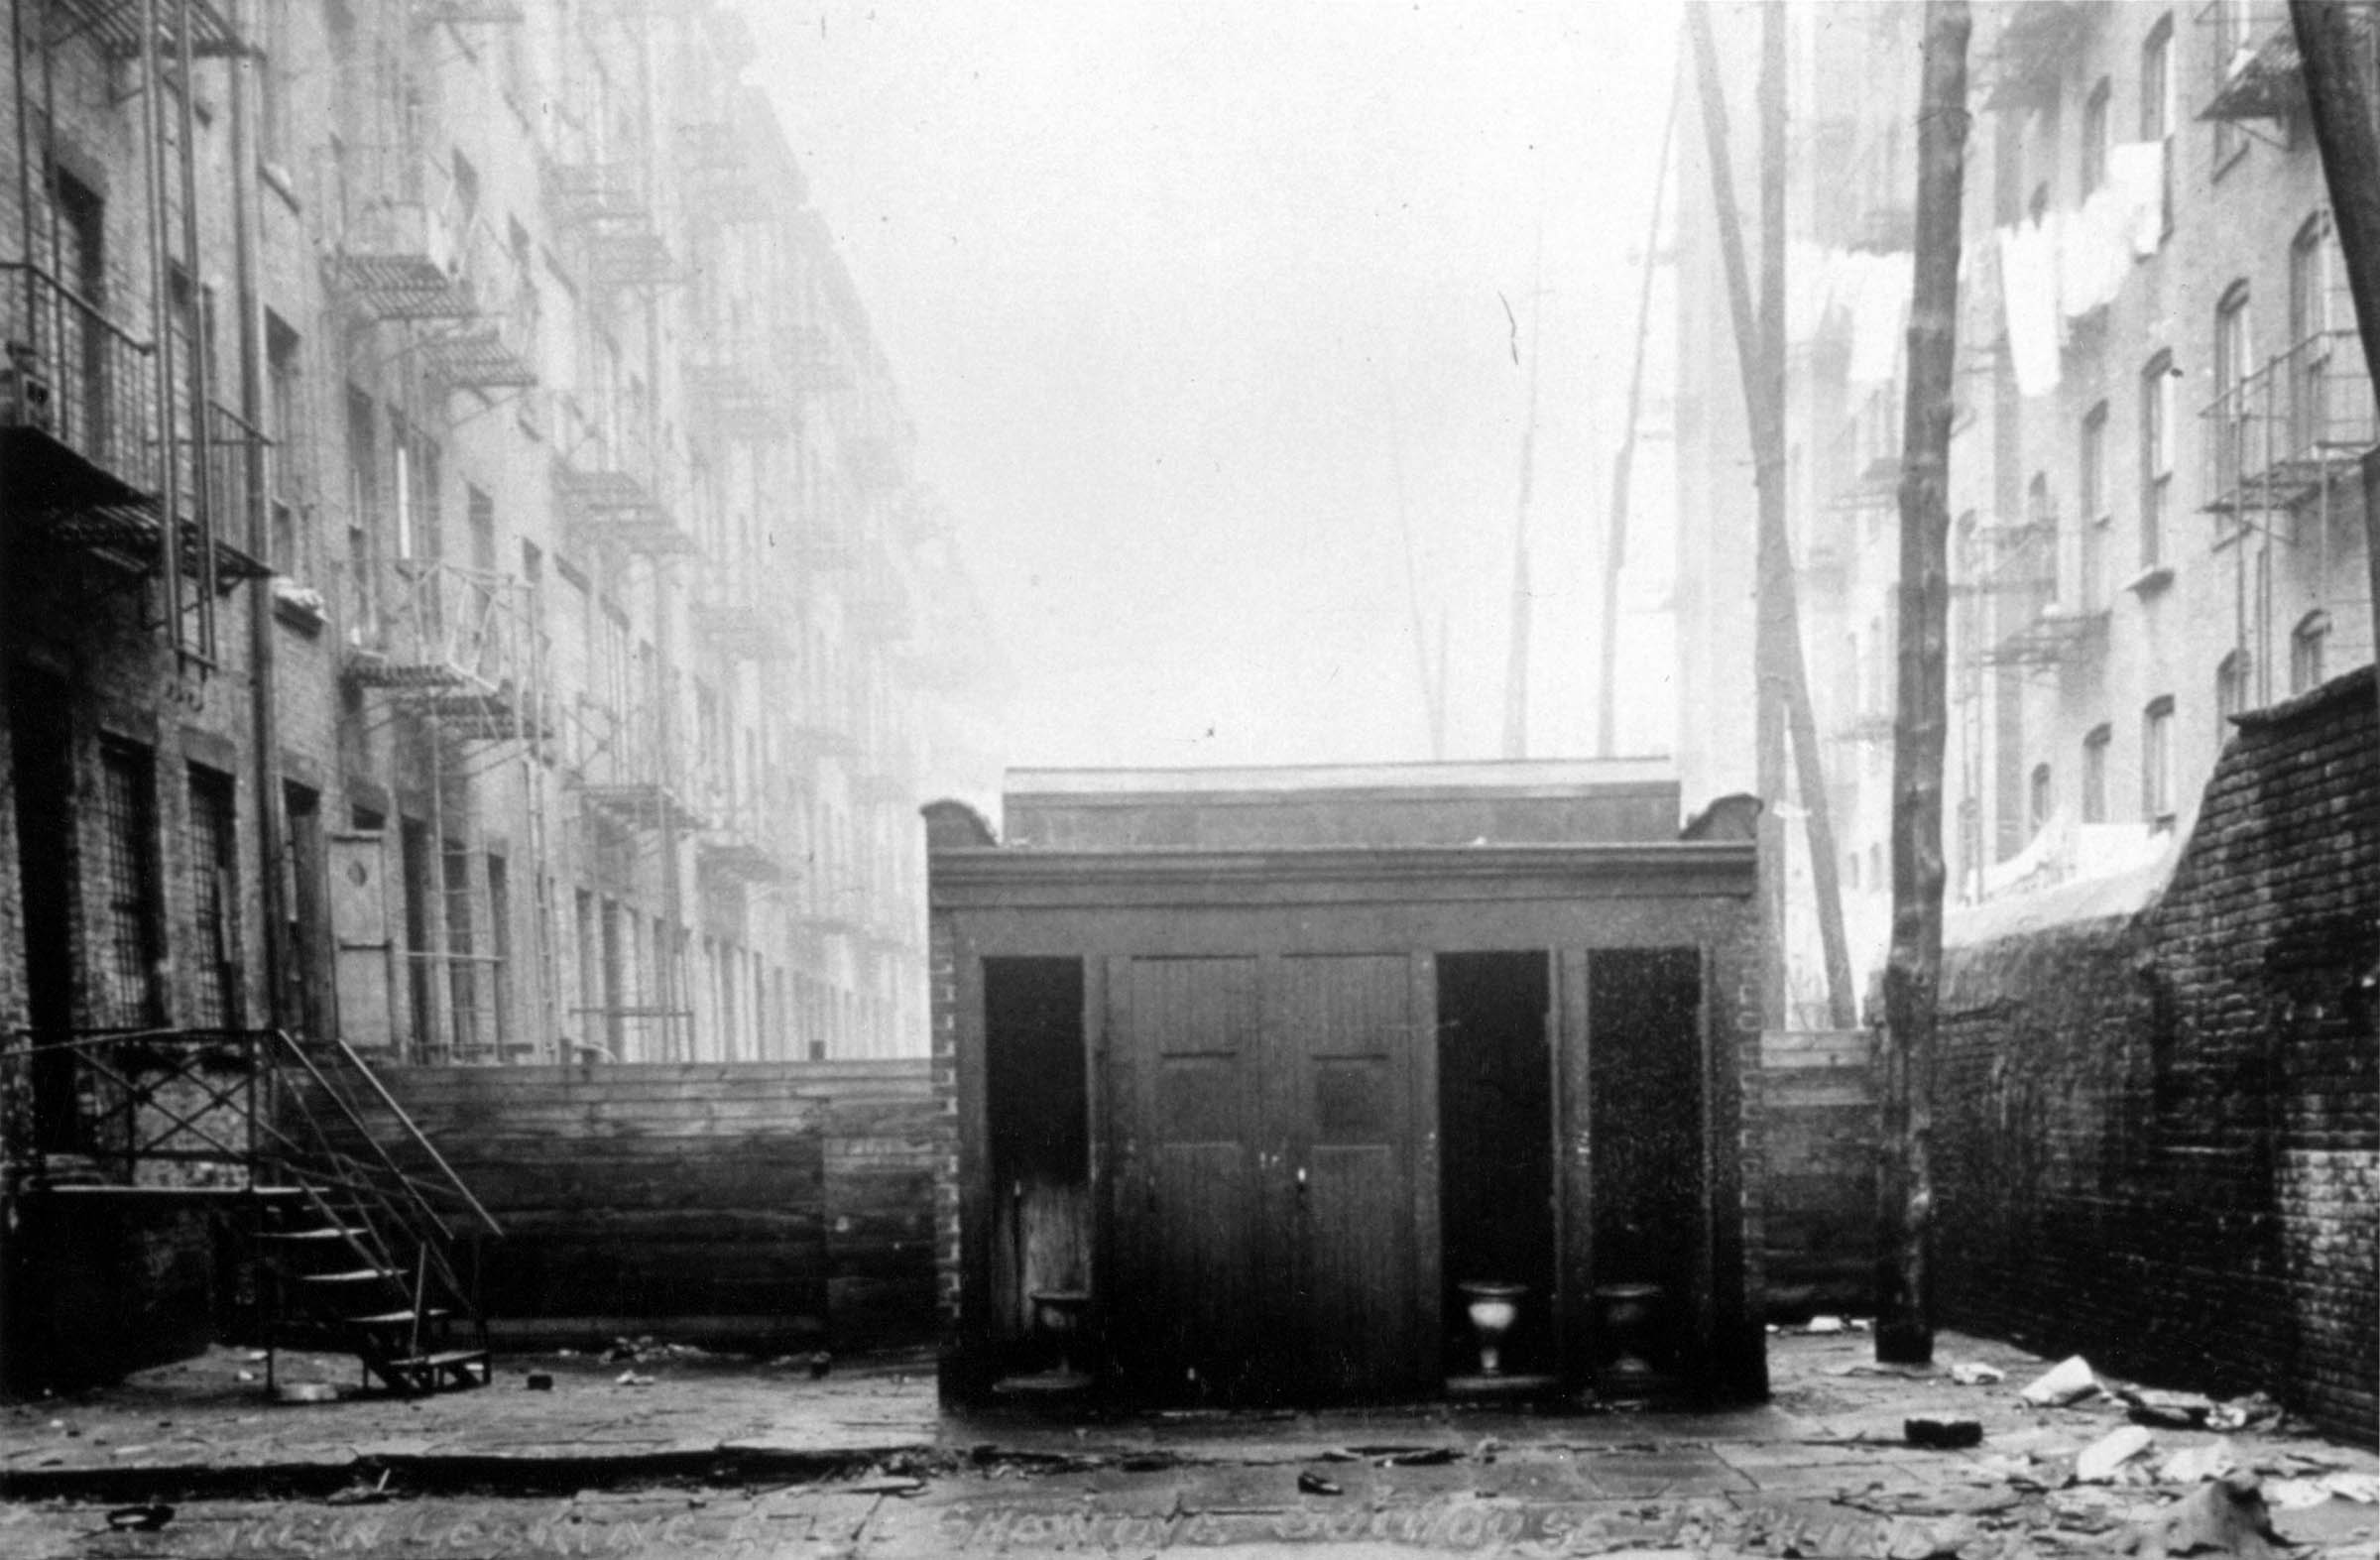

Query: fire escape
left=3, top=0, right=272, bottom=681
left=2197, top=4, right=2377, bottom=706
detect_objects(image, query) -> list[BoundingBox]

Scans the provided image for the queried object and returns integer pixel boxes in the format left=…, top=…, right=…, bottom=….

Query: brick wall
left=1934, top=668, right=2378, bottom=1441
left=1759, top=1028, right=1875, bottom=1317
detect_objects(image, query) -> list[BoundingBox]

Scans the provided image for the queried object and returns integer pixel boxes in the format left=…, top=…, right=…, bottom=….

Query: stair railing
left=256, top=1030, right=500, bottom=1348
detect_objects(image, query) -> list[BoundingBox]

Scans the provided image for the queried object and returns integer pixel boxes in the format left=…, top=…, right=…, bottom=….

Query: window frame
left=2082, top=725, right=2112, bottom=825
left=2140, top=350, right=2174, bottom=569
left=2142, top=695, right=2177, bottom=824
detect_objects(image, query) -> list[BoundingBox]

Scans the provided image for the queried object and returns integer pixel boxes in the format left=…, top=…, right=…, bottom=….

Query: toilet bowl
left=1458, top=1280, right=1528, bottom=1376
left=1594, top=1281, right=1663, bottom=1390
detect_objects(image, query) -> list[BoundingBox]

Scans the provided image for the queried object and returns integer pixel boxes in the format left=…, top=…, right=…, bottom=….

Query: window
left=2212, top=284, right=2253, bottom=521
left=2289, top=214, right=2342, bottom=459
left=2029, top=763, right=2054, bottom=836
left=2292, top=611, right=2330, bottom=694
left=186, top=767, right=242, bottom=1028
left=2140, top=350, right=2174, bottom=568
left=2082, top=726, right=2111, bottom=824
left=258, top=0, right=290, bottom=167
left=345, top=386, right=378, bottom=623
left=266, top=312, right=302, bottom=573
left=2141, top=15, right=2174, bottom=233
left=2143, top=696, right=2176, bottom=822
left=2082, top=77, right=2112, bottom=194
left=2216, top=650, right=2248, bottom=721
left=2081, top=401, right=2109, bottom=608
left=94, top=740, right=164, bottom=1027
left=2027, top=470, right=2059, bottom=602
left=467, top=486, right=496, bottom=572
left=2211, top=0, right=2252, bottom=172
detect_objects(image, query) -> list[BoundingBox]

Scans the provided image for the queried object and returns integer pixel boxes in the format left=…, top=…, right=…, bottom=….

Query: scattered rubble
left=2020, top=1355, right=2099, bottom=1406
left=2122, top=1386, right=2218, bottom=1428
left=2158, top=1438, right=2240, bottom=1484
left=1947, top=1361, right=2005, bottom=1386
left=2073, top=1425, right=2154, bottom=1484
left=1904, top=1417, right=1983, bottom=1449
left=2145, top=1472, right=2285, bottom=1559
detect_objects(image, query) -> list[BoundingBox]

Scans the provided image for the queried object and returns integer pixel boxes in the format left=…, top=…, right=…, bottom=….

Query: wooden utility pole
left=1598, top=49, right=1683, bottom=759
left=1876, top=0, right=1971, bottom=1368
left=2289, top=0, right=2380, bottom=692
left=1687, top=4, right=1858, bottom=1030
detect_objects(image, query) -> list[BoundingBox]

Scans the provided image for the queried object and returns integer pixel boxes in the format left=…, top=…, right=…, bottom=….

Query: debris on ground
left=1905, top=1417, right=1983, bottom=1449
left=1296, top=1470, right=1343, bottom=1496
left=2208, top=1391, right=2288, bottom=1433
left=1805, top=1315, right=1846, bottom=1335
left=103, top=1503, right=174, bottom=1532
left=1948, top=1361, right=2005, bottom=1386
left=2159, top=1438, right=2240, bottom=1484
left=324, top=1472, right=391, bottom=1506
left=2073, top=1424, right=2154, bottom=1483
left=809, top=1351, right=833, bottom=1379
left=2122, top=1386, right=2218, bottom=1428
left=2020, top=1355, right=2099, bottom=1407
left=613, top=1371, right=654, bottom=1387
left=600, top=1335, right=712, bottom=1365
left=524, top=1372, right=554, bottom=1391
left=2146, top=1472, right=2284, bottom=1559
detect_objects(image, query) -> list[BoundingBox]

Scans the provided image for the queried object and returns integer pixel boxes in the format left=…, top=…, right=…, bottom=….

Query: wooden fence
left=1759, top=1029, right=1875, bottom=1317
left=341, top=1059, right=944, bottom=1349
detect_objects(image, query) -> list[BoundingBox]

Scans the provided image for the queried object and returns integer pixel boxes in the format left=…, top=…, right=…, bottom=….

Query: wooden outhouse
left=926, top=761, right=1766, bottom=1407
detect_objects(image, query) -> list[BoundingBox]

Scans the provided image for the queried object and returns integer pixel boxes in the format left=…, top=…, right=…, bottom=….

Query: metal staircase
left=1, top=1026, right=503, bottom=1396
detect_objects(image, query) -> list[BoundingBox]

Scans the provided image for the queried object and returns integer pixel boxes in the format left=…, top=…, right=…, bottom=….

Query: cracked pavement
left=1, top=1329, right=2371, bottom=1556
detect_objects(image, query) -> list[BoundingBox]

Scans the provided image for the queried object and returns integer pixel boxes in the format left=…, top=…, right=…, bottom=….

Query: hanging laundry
left=2059, top=187, right=2130, bottom=321
left=1999, top=218, right=2062, bottom=397
left=2107, top=141, right=2167, bottom=259
left=1845, top=251, right=1912, bottom=386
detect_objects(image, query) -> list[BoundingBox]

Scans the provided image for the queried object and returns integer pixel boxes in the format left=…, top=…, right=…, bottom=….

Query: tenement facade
left=1676, top=0, right=2376, bottom=1010
left=4, top=0, right=998, bottom=1066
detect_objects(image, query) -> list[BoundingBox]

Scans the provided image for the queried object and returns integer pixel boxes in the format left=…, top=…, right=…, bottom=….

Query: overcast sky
left=753, top=2, right=1687, bottom=770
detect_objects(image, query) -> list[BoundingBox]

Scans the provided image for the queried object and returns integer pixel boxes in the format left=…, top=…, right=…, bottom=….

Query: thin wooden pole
left=1877, top=0, right=1971, bottom=1368
left=1598, top=39, right=1683, bottom=759
left=1686, top=4, right=1856, bottom=1030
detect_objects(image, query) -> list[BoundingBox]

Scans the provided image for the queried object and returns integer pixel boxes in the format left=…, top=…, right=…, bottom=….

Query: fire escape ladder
left=253, top=1030, right=501, bottom=1395
left=0, top=1027, right=502, bottom=1396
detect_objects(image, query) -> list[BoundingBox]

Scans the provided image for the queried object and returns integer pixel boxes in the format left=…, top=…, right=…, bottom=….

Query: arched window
left=2143, top=696, right=2177, bottom=823
left=2082, top=725, right=2112, bottom=824
left=2139, top=350, right=2174, bottom=568
left=2213, top=283, right=2254, bottom=514
left=2292, top=611, right=2330, bottom=694
left=2216, top=650, right=2247, bottom=721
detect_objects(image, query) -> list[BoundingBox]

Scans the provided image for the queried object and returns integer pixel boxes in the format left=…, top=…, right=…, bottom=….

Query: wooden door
left=1112, top=955, right=1266, bottom=1400
left=1109, top=951, right=1430, bottom=1402
left=328, top=832, right=398, bottom=1052
left=1275, top=953, right=1431, bottom=1398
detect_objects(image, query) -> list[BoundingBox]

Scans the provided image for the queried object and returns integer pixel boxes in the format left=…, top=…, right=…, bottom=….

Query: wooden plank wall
left=321, top=1060, right=945, bottom=1348
left=1758, top=1029, right=1876, bottom=1317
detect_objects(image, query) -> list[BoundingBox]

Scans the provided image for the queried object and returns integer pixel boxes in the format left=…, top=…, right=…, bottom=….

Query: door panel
left=1120, top=956, right=1263, bottom=1398
left=1277, top=954, right=1424, bottom=1398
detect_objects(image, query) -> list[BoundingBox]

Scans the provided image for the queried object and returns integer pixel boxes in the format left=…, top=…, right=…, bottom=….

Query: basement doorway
left=984, top=957, right=1090, bottom=1377
left=1436, top=951, right=1556, bottom=1382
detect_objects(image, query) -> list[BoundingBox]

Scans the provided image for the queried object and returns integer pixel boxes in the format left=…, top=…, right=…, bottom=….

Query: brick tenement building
left=1932, top=667, right=2377, bottom=1442
left=3, top=0, right=1001, bottom=1076
left=1675, top=0, right=2376, bottom=1018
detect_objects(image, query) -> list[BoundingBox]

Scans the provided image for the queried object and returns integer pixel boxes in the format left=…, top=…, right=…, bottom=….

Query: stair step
left=346, top=1308, right=449, bottom=1328
left=299, top=1267, right=400, bottom=1285
left=385, top=1349, right=489, bottom=1373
